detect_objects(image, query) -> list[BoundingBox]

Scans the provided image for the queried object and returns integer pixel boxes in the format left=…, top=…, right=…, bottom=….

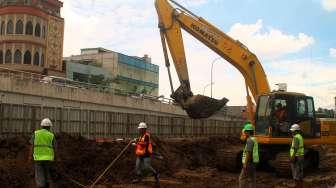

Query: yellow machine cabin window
left=307, top=98, right=314, bottom=118
left=255, top=95, right=272, bottom=135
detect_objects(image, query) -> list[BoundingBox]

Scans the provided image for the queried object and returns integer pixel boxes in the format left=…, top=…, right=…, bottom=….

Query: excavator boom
left=155, top=0, right=270, bottom=119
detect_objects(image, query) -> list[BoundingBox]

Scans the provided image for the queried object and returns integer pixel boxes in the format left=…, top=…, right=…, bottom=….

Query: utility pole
left=334, top=96, right=336, bottom=118
left=203, top=82, right=214, bottom=95
left=210, top=57, right=221, bottom=98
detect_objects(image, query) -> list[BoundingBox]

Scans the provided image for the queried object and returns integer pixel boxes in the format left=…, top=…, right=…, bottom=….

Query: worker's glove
left=242, top=164, right=248, bottom=175
left=131, top=138, right=138, bottom=145
left=28, top=155, right=32, bottom=162
left=153, top=152, right=164, bottom=160
left=290, top=156, right=296, bottom=163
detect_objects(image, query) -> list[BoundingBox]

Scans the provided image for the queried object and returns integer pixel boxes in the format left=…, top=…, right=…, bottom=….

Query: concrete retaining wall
left=0, top=103, right=243, bottom=139
left=0, top=72, right=239, bottom=120
left=0, top=72, right=244, bottom=138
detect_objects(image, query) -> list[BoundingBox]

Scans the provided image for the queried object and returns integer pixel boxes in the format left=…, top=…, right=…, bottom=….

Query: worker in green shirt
left=289, top=124, right=304, bottom=188
left=28, top=118, right=56, bottom=188
left=239, top=123, right=259, bottom=188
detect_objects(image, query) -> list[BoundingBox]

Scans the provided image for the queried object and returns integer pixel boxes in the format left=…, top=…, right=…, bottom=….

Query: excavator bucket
left=171, top=83, right=228, bottom=119
left=183, top=95, right=229, bottom=118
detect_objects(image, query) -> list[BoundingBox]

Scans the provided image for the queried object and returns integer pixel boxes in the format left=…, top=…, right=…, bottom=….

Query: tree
left=316, top=108, right=335, bottom=118
left=89, top=74, right=105, bottom=85
left=89, top=74, right=112, bottom=91
left=141, top=87, right=148, bottom=94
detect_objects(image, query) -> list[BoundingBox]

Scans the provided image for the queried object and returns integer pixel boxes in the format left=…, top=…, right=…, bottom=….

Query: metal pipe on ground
left=89, top=140, right=133, bottom=188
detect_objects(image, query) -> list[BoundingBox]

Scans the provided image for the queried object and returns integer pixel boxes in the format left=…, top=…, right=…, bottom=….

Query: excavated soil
left=184, top=95, right=229, bottom=118
left=0, top=134, right=336, bottom=188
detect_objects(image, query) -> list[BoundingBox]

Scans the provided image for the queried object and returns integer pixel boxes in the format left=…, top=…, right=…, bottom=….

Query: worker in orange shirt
left=275, top=103, right=286, bottom=122
left=132, top=122, right=160, bottom=187
left=274, top=103, right=290, bottom=134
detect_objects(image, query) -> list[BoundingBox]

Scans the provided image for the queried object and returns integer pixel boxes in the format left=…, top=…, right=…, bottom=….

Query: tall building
left=64, top=48, right=159, bottom=96
left=0, top=0, right=64, bottom=76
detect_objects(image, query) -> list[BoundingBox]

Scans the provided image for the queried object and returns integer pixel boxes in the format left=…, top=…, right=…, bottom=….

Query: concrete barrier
left=0, top=71, right=245, bottom=138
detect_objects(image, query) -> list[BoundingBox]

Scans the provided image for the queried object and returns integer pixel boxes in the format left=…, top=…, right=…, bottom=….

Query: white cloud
left=228, top=19, right=315, bottom=60
left=265, top=58, right=336, bottom=108
left=62, top=0, right=154, bottom=56
left=182, top=0, right=208, bottom=6
left=61, top=2, right=333, bottom=109
left=330, top=48, right=336, bottom=58
left=61, top=0, right=207, bottom=57
left=322, top=0, right=336, bottom=11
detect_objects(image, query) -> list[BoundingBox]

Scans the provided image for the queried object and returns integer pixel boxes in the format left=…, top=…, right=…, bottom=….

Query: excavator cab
left=255, top=92, right=320, bottom=138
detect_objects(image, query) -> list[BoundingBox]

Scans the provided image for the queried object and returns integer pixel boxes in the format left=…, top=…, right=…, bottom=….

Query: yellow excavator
left=155, top=0, right=336, bottom=174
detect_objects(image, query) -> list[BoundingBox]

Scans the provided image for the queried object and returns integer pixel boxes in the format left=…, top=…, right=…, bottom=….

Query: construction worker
left=275, top=103, right=287, bottom=122
left=273, top=103, right=290, bottom=135
left=132, top=122, right=160, bottom=187
left=239, top=123, right=259, bottom=188
left=28, top=118, right=56, bottom=188
left=240, top=121, right=250, bottom=141
left=289, top=124, right=304, bottom=188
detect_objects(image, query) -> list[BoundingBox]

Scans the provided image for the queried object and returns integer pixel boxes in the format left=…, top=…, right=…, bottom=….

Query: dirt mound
left=0, top=160, right=32, bottom=188
left=152, top=136, right=241, bottom=171
left=0, top=136, right=30, bottom=160
left=0, top=136, right=33, bottom=188
left=0, top=134, right=240, bottom=188
left=52, top=134, right=135, bottom=187
left=1, top=134, right=335, bottom=188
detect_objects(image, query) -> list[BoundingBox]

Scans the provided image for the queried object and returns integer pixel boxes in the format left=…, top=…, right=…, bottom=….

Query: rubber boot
left=132, top=178, right=141, bottom=184
left=132, top=175, right=142, bottom=184
left=154, top=173, right=160, bottom=188
left=294, top=180, right=303, bottom=188
left=297, top=180, right=303, bottom=188
left=37, top=183, right=49, bottom=188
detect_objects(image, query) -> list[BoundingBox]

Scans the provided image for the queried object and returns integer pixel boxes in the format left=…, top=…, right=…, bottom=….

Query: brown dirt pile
left=0, top=136, right=33, bottom=188
left=0, top=134, right=241, bottom=188
left=1, top=134, right=336, bottom=188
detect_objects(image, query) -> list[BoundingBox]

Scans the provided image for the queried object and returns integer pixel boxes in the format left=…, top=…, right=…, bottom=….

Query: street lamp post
left=203, top=82, right=215, bottom=95
left=211, top=57, right=222, bottom=98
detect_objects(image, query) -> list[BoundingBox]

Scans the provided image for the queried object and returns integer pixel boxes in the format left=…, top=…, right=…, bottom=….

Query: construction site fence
left=0, top=103, right=244, bottom=139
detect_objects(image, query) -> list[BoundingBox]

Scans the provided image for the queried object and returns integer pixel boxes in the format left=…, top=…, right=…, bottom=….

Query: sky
left=61, top=0, right=336, bottom=109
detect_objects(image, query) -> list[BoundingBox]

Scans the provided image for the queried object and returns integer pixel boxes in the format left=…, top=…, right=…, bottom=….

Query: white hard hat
left=138, top=122, right=147, bottom=129
left=41, top=118, right=53, bottom=127
left=290, top=124, right=300, bottom=132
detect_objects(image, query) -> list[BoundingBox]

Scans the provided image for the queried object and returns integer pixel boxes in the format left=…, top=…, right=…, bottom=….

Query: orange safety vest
left=275, top=109, right=285, bottom=121
left=135, top=132, right=153, bottom=157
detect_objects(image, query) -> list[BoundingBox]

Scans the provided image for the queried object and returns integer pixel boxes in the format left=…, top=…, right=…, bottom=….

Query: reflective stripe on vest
left=242, top=137, right=259, bottom=164
left=33, top=129, right=54, bottom=161
left=290, top=134, right=304, bottom=157
left=135, top=132, right=153, bottom=157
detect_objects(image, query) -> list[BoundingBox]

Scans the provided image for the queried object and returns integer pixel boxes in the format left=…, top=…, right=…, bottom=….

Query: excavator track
left=271, top=152, right=291, bottom=177
left=216, top=145, right=243, bottom=172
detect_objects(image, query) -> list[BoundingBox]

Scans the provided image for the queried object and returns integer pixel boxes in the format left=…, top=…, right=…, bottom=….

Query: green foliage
left=317, top=108, right=335, bottom=118
left=141, top=87, right=147, bottom=94
left=88, top=74, right=113, bottom=91
left=89, top=74, right=105, bottom=85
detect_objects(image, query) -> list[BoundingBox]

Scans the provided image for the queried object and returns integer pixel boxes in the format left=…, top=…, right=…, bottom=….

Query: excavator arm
left=155, top=0, right=271, bottom=119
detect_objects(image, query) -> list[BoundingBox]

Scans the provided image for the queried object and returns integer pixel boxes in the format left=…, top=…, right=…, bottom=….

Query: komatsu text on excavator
left=155, top=0, right=336, bottom=174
